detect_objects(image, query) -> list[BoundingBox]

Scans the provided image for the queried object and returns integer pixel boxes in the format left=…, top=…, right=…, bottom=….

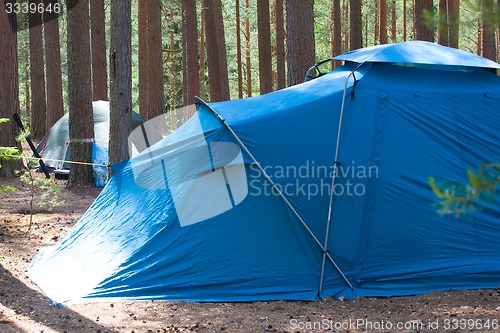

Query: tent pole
left=199, top=102, right=353, bottom=291
left=319, top=70, right=359, bottom=296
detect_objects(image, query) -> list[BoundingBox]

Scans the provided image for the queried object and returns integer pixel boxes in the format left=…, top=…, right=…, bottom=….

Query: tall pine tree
left=0, top=0, right=21, bottom=177
left=286, top=0, right=315, bottom=86
left=67, top=0, right=94, bottom=187
left=29, top=7, right=47, bottom=140
left=257, top=0, right=273, bottom=94
left=44, top=0, right=64, bottom=129
left=109, top=0, right=132, bottom=165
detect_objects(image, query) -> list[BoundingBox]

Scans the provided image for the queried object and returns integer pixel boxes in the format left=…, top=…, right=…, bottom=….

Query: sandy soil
left=0, top=174, right=499, bottom=333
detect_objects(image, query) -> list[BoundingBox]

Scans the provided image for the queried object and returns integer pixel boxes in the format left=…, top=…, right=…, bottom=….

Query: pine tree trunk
left=286, top=0, right=315, bottom=86
left=203, top=0, right=230, bottom=101
left=482, top=0, right=496, bottom=61
left=403, top=0, right=407, bottom=41
left=333, top=0, right=342, bottom=68
left=275, top=0, right=286, bottom=90
left=497, top=0, right=500, bottom=64
left=245, top=0, right=252, bottom=97
left=67, top=0, right=94, bottom=188
left=29, top=9, right=47, bottom=140
left=374, top=0, right=380, bottom=44
left=25, top=59, right=31, bottom=119
left=415, top=0, right=434, bottom=42
left=437, top=0, right=449, bottom=46
left=349, top=0, right=363, bottom=50
left=477, top=19, right=482, bottom=55
left=212, top=0, right=230, bottom=100
left=448, top=0, right=459, bottom=48
left=391, top=0, right=397, bottom=42
left=147, top=0, right=165, bottom=118
left=330, top=3, right=335, bottom=68
left=236, top=0, right=244, bottom=98
left=138, top=0, right=149, bottom=118
left=257, top=0, right=273, bottom=94
left=379, top=0, right=388, bottom=44
left=199, top=8, right=207, bottom=99
left=91, top=0, right=108, bottom=101
left=0, top=3, right=22, bottom=177
left=412, top=0, right=416, bottom=40
left=109, top=0, right=132, bottom=165
left=169, top=7, right=176, bottom=122
left=343, top=1, right=349, bottom=51
left=43, top=0, right=64, bottom=129
left=182, top=0, right=200, bottom=106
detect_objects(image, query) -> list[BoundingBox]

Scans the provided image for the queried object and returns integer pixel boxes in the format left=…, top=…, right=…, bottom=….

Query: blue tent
left=28, top=42, right=500, bottom=304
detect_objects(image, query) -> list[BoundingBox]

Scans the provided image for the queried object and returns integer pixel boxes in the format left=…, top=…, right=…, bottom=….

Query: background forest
left=1, top=0, right=499, bottom=186
left=14, top=0, right=500, bottom=126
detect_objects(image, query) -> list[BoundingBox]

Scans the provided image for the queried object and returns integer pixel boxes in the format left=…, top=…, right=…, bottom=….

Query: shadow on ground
left=0, top=263, right=114, bottom=333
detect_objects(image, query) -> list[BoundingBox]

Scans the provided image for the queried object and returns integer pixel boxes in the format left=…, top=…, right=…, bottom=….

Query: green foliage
left=0, top=118, right=21, bottom=204
left=20, top=171, right=64, bottom=211
left=429, top=163, right=500, bottom=216
left=0, top=146, right=21, bottom=163
left=0, top=118, right=21, bottom=165
left=15, top=126, right=30, bottom=142
left=0, top=184, right=16, bottom=197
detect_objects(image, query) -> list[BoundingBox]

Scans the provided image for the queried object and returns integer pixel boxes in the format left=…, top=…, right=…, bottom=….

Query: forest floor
left=0, top=174, right=499, bottom=333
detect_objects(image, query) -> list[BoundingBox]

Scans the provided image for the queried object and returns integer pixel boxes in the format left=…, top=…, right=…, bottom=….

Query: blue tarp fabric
left=28, top=42, right=500, bottom=304
left=92, top=142, right=108, bottom=188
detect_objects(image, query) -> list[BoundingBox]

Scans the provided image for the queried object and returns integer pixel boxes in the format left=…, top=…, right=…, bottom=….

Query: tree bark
left=43, top=0, right=64, bottom=129
left=199, top=7, right=207, bottom=99
left=332, top=0, right=342, bottom=68
left=257, top=0, right=273, bottom=94
left=212, top=0, right=230, bottom=100
left=286, top=0, right=315, bottom=86
left=169, top=7, right=176, bottom=120
left=67, top=0, right=94, bottom=187
left=403, top=0, right=407, bottom=41
left=374, top=0, right=379, bottom=44
left=0, top=1, right=22, bottom=177
left=379, top=0, right=388, bottom=44
left=349, top=0, right=363, bottom=50
left=477, top=18, right=482, bottom=55
left=437, top=0, right=449, bottom=46
left=275, top=0, right=286, bottom=89
left=109, top=0, right=132, bottom=165
left=203, top=0, right=230, bottom=101
left=29, top=6, right=47, bottom=140
left=415, top=0, right=434, bottom=42
left=391, top=0, right=397, bottom=42
left=236, top=0, right=244, bottom=98
left=147, top=0, right=165, bottom=118
left=497, top=0, right=500, bottom=64
left=343, top=0, right=349, bottom=51
left=182, top=0, right=200, bottom=106
left=482, top=0, right=496, bottom=61
left=138, top=0, right=148, bottom=118
left=90, top=0, right=108, bottom=101
left=448, top=0, right=459, bottom=48
left=245, top=0, right=252, bottom=96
